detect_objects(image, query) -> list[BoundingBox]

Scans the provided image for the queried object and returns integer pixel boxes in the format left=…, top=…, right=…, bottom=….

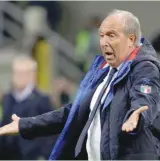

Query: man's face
left=99, top=16, right=136, bottom=68
left=12, top=62, right=35, bottom=90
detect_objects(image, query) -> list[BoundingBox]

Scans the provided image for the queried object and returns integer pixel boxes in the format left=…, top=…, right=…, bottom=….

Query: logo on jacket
left=140, top=84, right=152, bottom=94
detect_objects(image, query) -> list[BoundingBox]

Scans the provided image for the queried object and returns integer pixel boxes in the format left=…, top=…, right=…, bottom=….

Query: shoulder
left=129, top=60, right=160, bottom=85
left=131, top=60, right=160, bottom=75
left=2, top=92, right=12, bottom=101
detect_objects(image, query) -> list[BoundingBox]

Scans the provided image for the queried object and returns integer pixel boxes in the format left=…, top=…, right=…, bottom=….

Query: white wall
left=62, top=1, right=160, bottom=41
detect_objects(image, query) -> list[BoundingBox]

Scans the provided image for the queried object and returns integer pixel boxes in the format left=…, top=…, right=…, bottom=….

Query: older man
left=0, top=9, right=160, bottom=160
left=0, top=55, right=57, bottom=160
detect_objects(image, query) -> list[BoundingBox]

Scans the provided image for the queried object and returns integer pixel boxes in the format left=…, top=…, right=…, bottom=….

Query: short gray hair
left=13, top=54, right=37, bottom=72
left=107, top=9, right=142, bottom=46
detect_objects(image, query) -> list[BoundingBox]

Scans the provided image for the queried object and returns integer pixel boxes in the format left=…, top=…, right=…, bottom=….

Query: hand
left=0, top=114, right=20, bottom=135
left=122, top=106, right=148, bottom=132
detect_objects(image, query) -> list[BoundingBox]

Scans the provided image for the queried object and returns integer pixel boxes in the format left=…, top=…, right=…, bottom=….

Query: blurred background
left=0, top=1, right=160, bottom=159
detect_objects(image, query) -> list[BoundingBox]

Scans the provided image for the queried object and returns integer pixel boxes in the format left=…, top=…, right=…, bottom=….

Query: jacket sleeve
left=123, top=61, right=160, bottom=132
left=19, top=103, right=72, bottom=139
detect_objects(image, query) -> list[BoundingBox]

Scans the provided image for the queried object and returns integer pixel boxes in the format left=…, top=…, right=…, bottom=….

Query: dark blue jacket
left=0, top=89, right=57, bottom=160
left=19, top=39, right=160, bottom=160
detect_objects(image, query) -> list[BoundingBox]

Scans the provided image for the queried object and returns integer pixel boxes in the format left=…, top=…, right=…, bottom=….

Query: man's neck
left=13, top=83, right=35, bottom=102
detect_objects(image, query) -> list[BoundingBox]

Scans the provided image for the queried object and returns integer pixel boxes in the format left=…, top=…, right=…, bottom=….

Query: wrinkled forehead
left=99, top=15, right=125, bottom=33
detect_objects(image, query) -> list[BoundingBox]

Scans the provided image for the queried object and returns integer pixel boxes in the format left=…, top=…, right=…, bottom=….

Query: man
left=0, top=9, right=160, bottom=160
left=0, top=55, right=57, bottom=159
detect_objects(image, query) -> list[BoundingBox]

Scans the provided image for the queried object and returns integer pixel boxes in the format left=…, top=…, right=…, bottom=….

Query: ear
left=128, top=34, right=136, bottom=47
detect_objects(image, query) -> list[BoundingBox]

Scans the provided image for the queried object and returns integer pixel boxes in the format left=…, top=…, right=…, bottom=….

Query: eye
left=100, top=33, right=104, bottom=38
left=109, top=33, right=116, bottom=38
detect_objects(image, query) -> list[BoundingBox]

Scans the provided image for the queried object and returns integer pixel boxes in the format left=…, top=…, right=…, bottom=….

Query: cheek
left=112, top=42, right=121, bottom=56
left=116, top=39, right=127, bottom=53
left=100, top=39, right=104, bottom=49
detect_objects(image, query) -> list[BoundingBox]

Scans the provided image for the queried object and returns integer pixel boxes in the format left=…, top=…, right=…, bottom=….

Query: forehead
left=13, top=61, right=33, bottom=71
left=99, top=16, right=124, bottom=33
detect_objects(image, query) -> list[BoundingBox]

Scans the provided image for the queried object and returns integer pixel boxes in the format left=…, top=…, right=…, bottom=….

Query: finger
left=12, top=114, right=20, bottom=121
left=128, top=126, right=134, bottom=132
left=122, top=122, right=136, bottom=132
left=124, top=124, right=134, bottom=132
left=134, top=106, right=148, bottom=114
left=131, top=122, right=137, bottom=129
left=126, top=128, right=131, bottom=132
left=123, top=124, right=130, bottom=132
left=122, top=123, right=127, bottom=131
left=122, top=123, right=130, bottom=131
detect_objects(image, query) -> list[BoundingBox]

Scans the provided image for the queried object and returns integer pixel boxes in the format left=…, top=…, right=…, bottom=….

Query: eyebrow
left=98, top=29, right=116, bottom=34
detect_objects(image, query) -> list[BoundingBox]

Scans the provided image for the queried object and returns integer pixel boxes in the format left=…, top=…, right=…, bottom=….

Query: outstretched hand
left=0, top=114, right=20, bottom=135
left=122, top=106, right=148, bottom=132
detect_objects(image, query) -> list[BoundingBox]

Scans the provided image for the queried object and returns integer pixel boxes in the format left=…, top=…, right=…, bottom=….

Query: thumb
left=134, top=106, right=149, bottom=115
left=12, top=114, right=20, bottom=121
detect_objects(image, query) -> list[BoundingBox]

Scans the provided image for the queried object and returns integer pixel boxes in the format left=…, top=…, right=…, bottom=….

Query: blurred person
left=75, top=24, right=90, bottom=72
left=57, top=77, right=71, bottom=106
left=22, top=6, right=47, bottom=52
left=0, top=55, right=57, bottom=160
left=88, top=16, right=102, bottom=58
left=53, top=77, right=71, bottom=107
left=59, top=91, right=70, bottom=106
left=28, top=1, right=62, bottom=32
left=75, top=16, right=102, bottom=72
left=1, top=9, right=160, bottom=160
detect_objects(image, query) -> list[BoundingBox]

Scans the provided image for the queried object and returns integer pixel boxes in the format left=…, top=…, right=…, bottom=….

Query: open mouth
left=104, top=52, right=114, bottom=56
left=105, top=52, right=114, bottom=57
left=104, top=52, right=114, bottom=61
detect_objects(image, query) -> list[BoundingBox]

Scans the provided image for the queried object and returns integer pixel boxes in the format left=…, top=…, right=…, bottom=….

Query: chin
left=106, top=61, right=116, bottom=68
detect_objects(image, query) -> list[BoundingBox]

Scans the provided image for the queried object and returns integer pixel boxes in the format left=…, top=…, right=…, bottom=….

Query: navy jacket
left=0, top=89, right=57, bottom=160
left=19, top=39, right=160, bottom=160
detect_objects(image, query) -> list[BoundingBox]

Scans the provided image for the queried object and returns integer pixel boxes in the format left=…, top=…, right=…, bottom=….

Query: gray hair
left=13, top=54, right=37, bottom=72
left=107, top=9, right=142, bottom=46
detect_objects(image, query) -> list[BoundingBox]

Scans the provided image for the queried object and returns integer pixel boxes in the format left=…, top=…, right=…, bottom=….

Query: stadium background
left=0, top=1, right=160, bottom=159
